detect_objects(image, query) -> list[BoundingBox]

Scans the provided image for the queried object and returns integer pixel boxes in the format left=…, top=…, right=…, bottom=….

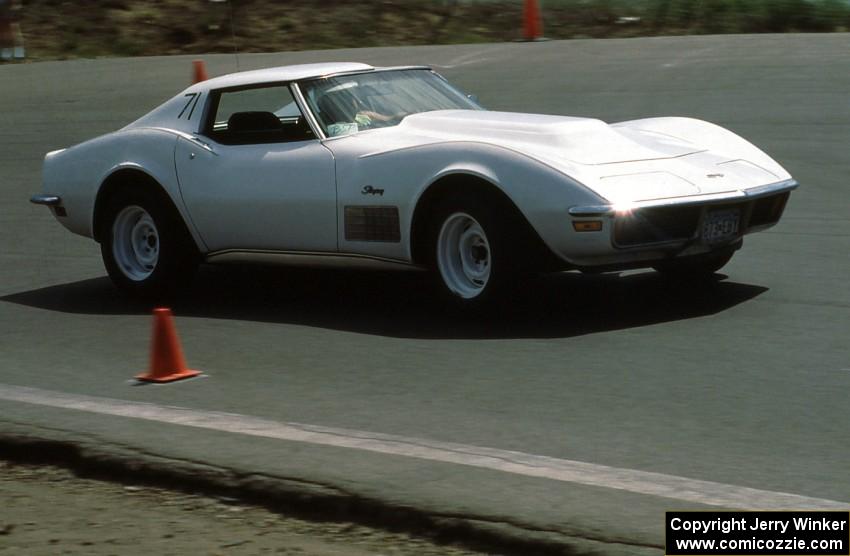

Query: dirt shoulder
left=0, top=460, right=487, bottom=556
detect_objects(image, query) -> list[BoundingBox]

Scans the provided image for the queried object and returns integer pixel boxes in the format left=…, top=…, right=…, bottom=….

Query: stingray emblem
left=707, top=173, right=725, bottom=179
left=362, top=186, right=384, bottom=196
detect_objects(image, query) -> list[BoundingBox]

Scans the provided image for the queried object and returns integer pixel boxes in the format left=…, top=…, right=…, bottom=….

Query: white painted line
left=0, top=383, right=846, bottom=510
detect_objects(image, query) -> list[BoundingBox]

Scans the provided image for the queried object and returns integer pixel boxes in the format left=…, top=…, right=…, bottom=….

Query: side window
left=206, top=84, right=315, bottom=145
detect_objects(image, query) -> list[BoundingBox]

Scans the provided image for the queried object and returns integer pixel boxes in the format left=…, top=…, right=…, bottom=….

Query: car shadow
left=1, top=265, right=767, bottom=340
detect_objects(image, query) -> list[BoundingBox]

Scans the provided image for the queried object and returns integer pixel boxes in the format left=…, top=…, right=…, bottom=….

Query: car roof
left=126, top=62, right=432, bottom=134
left=184, top=62, right=375, bottom=93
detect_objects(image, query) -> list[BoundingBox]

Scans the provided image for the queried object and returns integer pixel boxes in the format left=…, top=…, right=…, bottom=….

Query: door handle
left=188, top=136, right=218, bottom=156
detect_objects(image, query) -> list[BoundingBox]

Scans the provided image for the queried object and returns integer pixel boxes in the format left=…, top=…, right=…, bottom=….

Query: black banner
left=666, top=511, right=849, bottom=555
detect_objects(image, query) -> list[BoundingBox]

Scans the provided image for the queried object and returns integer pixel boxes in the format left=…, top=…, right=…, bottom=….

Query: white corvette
left=32, top=62, right=797, bottom=305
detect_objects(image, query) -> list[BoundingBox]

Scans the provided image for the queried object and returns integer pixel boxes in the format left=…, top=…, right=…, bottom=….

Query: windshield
left=299, top=69, right=481, bottom=138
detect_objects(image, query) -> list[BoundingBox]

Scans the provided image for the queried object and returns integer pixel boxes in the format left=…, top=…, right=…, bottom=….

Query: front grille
left=612, top=192, right=790, bottom=248
left=748, top=191, right=789, bottom=228
left=613, top=205, right=702, bottom=247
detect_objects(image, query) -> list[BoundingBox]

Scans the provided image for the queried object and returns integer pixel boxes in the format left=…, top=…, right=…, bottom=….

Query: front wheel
left=429, top=193, right=519, bottom=307
left=437, top=212, right=493, bottom=300
left=101, top=188, right=198, bottom=299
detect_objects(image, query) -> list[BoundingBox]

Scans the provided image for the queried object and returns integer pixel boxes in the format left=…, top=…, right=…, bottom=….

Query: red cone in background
left=136, top=308, right=201, bottom=383
left=192, top=60, right=209, bottom=84
left=523, top=0, right=544, bottom=40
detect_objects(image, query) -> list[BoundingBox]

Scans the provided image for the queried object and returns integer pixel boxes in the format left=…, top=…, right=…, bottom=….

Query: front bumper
left=568, top=179, right=798, bottom=218
left=560, top=178, right=798, bottom=268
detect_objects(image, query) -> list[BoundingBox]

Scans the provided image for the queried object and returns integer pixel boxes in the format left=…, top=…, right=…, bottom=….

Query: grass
left=8, top=0, right=850, bottom=62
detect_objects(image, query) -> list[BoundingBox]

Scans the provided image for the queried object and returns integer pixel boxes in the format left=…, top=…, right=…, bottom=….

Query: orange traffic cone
left=192, top=59, right=209, bottom=84
left=136, top=308, right=201, bottom=383
left=522, top=0, right=544, bottom=41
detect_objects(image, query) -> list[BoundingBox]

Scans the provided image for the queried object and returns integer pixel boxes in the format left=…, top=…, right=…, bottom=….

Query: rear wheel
left=100, top=187, right=198, bottom=299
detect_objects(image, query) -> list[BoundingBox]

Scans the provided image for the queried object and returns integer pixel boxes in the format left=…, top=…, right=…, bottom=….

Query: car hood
left=342, top=110, right=787, bottom=204
left=398, top=110, right=701, bottom=165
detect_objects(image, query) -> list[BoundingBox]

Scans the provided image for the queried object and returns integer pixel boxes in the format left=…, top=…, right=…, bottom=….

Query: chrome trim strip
left=567, top=205, right=613, bottom=217
left=30, top=194, right=62, bottom=206
left=374, top=65, right=433, bottom=72
left=743, top=178, right=799, bottom=198
left=290, top=82, right=326, bottom=140
left=188, top=135, right=219, bottom=156
left=301, top=65, right=432, bottom=83
left=205, top=249, right=423, bottom=272
left=568, top=179, right=799, bottom=217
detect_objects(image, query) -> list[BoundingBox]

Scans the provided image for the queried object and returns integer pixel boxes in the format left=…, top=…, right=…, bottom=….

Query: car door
left=174, top=83, right=336, bottom=253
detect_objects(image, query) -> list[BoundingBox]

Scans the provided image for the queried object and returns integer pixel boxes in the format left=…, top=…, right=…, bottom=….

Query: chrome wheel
left=437, top=212, right=492, bottom=299
left=111, top=205, right=159, bottom=281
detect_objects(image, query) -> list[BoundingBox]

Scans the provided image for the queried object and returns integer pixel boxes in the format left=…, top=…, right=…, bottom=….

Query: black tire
left=652, top=245, right=736, bottom=280
left=100, top=186, right=198, bottom=300
left=427, top=191, right=521, bottom=308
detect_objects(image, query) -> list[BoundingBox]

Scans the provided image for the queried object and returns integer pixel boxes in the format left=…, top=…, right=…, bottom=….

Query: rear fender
left=42, top=128, right=204, bottom=251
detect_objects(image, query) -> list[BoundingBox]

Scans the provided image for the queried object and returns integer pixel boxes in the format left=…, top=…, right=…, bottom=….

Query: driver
left=349, top=96, right=400, bottom=128
left=320, top=89, right=404, bottom=136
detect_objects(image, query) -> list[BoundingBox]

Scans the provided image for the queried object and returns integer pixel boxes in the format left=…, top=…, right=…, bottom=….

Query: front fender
left=334, top=139, right=605, bottom=262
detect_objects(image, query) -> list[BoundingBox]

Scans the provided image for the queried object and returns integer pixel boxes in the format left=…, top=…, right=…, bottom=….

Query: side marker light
left=573, top=221, right=603, bottom=232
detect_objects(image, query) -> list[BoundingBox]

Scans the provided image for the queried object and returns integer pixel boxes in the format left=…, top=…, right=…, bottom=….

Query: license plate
left=702, top=208, right=740, bottom=244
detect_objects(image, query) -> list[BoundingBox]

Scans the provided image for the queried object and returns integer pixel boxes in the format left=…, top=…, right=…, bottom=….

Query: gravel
left=0, top=460, right=487, bottom=556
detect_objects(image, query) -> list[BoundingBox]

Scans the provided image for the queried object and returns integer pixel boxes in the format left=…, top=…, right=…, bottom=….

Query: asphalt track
left=1, top=34, right=849, bottom=554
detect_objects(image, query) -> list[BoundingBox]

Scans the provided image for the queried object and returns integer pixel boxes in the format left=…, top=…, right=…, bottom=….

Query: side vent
left=345, top=206, right=401, bottom=242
